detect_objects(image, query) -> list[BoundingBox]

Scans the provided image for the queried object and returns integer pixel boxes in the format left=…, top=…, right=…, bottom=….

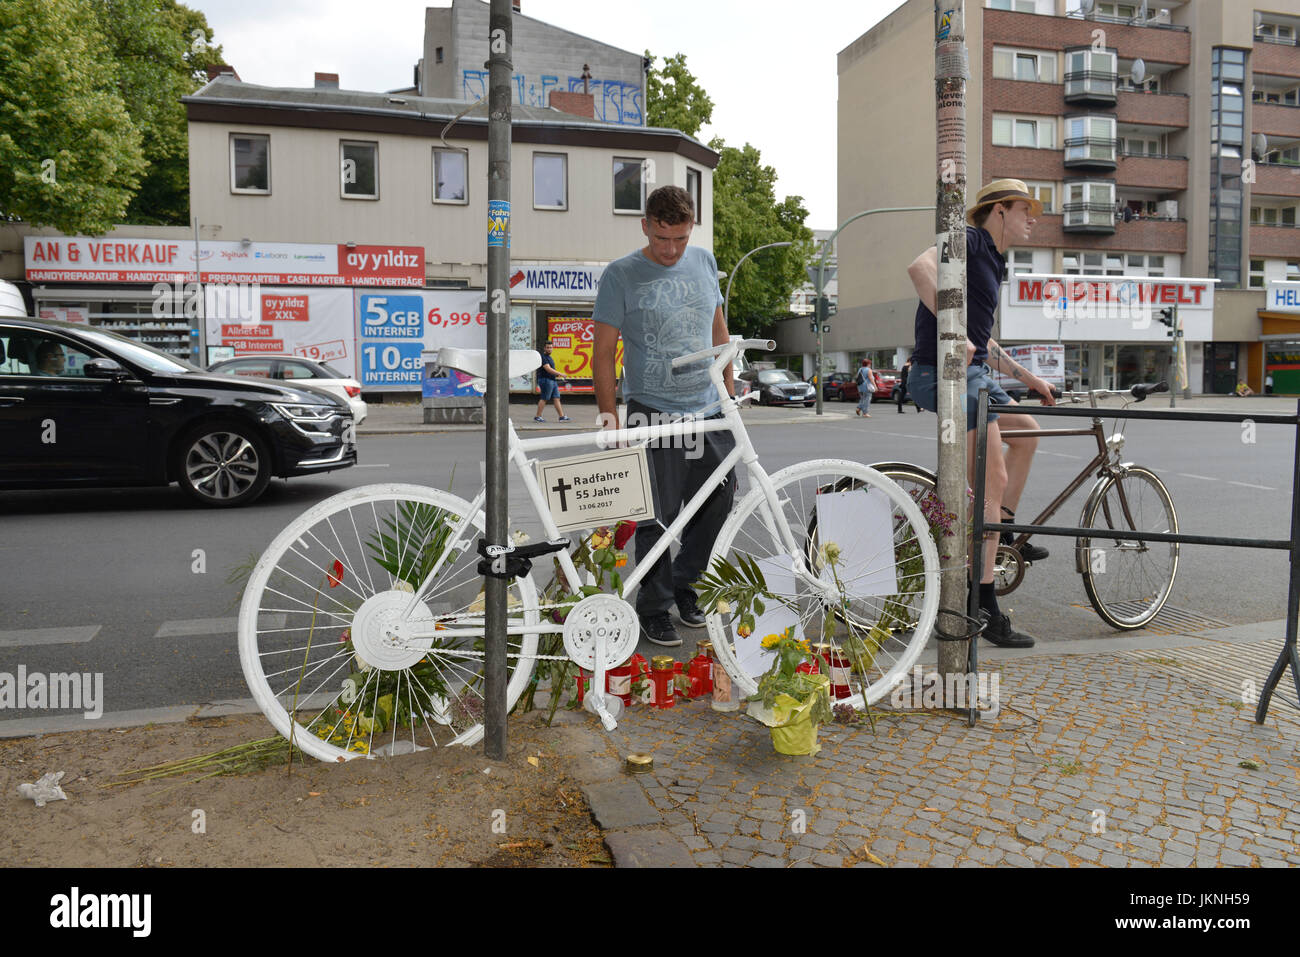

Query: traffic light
left=1158, top=307, right=1175, bottom=337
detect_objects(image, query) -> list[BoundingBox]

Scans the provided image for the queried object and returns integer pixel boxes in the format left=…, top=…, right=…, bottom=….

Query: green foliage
left=710, top=138, right=814, bottom=337
left=0, top=0, right=222, bottom=232
left=367, top=500, right=457, bottom=587
left=0, top=0, right=146, bottom=233
left=644, top=51, right=714, bottom=137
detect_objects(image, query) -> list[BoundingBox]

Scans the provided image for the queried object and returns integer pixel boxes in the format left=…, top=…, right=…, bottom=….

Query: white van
left=0, top=281, right=25, bottom=318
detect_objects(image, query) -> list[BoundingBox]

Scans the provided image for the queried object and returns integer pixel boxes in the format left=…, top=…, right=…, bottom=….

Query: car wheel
left=175, top=421, right=273, bottom=507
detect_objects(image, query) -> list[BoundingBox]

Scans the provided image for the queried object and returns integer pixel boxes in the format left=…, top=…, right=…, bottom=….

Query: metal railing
left=961, top=390, right=1300, bottom=728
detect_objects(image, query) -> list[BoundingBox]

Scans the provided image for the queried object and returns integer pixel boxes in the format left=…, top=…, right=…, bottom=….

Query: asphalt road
left=1, top=403, right=1294, bottom=722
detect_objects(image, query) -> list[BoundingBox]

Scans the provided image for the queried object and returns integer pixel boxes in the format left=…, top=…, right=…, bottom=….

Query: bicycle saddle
left=436, top=347, right=541, bottom=380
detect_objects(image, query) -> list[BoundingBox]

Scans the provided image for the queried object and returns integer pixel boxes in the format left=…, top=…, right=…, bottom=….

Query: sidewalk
left=566, top=619, right=1300, bottom=867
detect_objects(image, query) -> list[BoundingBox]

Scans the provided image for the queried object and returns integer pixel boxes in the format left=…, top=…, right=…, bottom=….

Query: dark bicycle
left=872, top=380, right=1178, bottom=630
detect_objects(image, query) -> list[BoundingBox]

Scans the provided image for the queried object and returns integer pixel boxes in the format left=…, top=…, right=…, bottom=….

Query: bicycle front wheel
left=238, top=484, right=541, bottom=761
left=704, top=460, right=940, bottom=706
left=1079, top=466, right=1179, bottom=629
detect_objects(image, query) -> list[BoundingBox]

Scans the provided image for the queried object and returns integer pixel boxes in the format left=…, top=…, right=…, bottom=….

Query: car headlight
left=273, top=402, right=338, bottom=423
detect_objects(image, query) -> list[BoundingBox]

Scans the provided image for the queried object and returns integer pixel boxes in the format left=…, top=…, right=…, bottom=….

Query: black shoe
left=674, top=589, right=707, bottom=628
left=640, top=612, right=682, bottom=647
left=1000, top=521, right=1049, bottom=562
left=980, top=610, right=1035, bottom=648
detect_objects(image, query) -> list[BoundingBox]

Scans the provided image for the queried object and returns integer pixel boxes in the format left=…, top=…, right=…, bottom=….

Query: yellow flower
left=714, top=599, right=732, bottom=614
left=761, top=633, right=783, bottom=649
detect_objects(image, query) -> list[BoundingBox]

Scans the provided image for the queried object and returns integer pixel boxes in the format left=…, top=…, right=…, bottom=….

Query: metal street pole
left=724, top=241, right=793, bottom=325
left=933, top=0, right=970, bottom=690
left=1169, top=303, right=1177, bottom=408
left=484, top=0, right=513, bottom=761
left=810, top=206, right=934, bottom=414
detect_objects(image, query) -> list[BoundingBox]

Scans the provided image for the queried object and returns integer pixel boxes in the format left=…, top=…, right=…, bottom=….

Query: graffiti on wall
left=462, top=70, right=643, bottom=125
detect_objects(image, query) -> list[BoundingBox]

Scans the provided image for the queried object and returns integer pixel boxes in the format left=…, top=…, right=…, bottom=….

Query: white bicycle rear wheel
left=238, top=484, right=540, bottom=761
left=704, top=460, right=940, bottom=707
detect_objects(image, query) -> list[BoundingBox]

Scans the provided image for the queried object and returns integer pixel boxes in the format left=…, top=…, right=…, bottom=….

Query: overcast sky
left=191, top=0, right=911, bottom=229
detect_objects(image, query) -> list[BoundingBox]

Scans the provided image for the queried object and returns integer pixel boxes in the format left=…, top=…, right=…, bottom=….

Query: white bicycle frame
left=396, top=337, right=827, bottom=728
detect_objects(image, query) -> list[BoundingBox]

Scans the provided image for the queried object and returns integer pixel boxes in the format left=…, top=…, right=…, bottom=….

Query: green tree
left=710, top=138, right=814, bottom=338
left=92, top=0, right=224, bottom=224
left=0, top=0, right=147, bottom=234
left=644, top=51, right=713, bottom=137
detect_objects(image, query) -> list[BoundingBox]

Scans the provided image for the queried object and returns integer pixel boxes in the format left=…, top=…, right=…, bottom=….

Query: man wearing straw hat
left=905, top=179, right=1057, bottom=649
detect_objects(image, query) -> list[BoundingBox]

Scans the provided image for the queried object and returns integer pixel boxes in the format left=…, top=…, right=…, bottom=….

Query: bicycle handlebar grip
left=1131, top=380, right=1168, bottom=401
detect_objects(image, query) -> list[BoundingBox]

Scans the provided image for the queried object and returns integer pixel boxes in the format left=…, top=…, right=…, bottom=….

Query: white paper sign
left=738, top=555, right=802, bottom=679
left=815, top=488, right=897, bottom=597
left=536, top=447, right=655, bottom=532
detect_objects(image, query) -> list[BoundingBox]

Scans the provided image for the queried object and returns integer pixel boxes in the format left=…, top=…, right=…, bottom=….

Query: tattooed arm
left=986, top=337, right=1056, bottom=405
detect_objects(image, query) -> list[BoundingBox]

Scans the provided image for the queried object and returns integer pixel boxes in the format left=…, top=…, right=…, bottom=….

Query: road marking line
left=1228, top=480, right=1276, bottom=491
left=154, top=614, right=285, bottom=638
left=1177, top=473, right=1217, bottom=481
left=356, top=463, right=390, bottom=468
left=0, top=626, right=101, bottom=648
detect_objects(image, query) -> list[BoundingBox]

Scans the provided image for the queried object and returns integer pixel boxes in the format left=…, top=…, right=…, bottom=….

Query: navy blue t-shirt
left=912, top=226, right=1006, bottom=367
left=538, top=352, right=558, bottom=380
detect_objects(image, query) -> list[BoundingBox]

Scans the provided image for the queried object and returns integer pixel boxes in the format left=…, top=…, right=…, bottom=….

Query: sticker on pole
left=488, top=200, right=510, bottom=249
left=536, top=447, right=655, bottom=532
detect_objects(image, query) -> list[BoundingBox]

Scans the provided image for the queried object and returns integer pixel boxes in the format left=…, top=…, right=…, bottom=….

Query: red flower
left=328, top=559, right=345, bottom=588
left=613, top=520, right=637, bottom=549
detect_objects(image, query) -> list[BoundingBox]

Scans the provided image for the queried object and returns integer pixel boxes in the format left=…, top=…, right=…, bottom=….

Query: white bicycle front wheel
left=238, top=483, right=541, bottom=761
left=704, top=460, right=940, bottom=707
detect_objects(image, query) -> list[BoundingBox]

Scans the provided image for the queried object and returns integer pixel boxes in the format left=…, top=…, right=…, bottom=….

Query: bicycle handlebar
left=1055, top=380, right=1169, bottom=404
left=670, top=337, right=775, bottom=370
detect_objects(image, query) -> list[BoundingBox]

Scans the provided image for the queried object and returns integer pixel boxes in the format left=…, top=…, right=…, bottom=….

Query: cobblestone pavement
left=577, top=641, right=1300, bottom=867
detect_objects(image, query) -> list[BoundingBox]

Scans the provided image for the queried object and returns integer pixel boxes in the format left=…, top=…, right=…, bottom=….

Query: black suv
left=0, top=318, right=357, bottom=506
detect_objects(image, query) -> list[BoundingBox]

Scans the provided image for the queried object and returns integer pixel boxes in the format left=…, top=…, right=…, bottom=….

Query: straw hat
left=967, top=178, right=1043, bottom=225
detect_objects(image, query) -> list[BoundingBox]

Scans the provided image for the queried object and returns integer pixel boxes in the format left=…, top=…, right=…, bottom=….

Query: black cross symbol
left=552, top=477, right=573, bottom=511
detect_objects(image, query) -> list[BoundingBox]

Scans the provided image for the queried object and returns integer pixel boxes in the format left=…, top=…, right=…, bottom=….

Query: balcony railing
left=1063, top=11, right=1189, bottom=31
left=1118, top=151, right=1188, bottom=160
left=1063, top=202, right=1118, bottom=232
left=1065, top=137, right=1119, bottom=166
left=1255, top=33, right=1300, bottom=47
left=1064, top=70, right=1118, bottom=102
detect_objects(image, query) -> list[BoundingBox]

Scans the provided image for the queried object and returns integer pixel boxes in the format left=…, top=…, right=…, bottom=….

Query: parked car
left=0, top=318, right=357, bottom=506
left=741, top=368, right=817, bottom=407
left=208, top=354, right=367, bottom=425
left=822, top=371, right=856, bottom=402
left=874, top=368, right=899, bottom=400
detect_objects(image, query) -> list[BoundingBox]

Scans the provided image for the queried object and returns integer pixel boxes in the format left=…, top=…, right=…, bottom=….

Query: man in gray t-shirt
left=593, top=185, right=735, bottom=648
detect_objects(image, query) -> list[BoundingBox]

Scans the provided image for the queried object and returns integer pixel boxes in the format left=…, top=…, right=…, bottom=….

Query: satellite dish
left=1253, top=132, right=1268, bottom=157
left=1254, top=11, right=1263, bottom=28
left=1131, top=58, right=1146, bottom=85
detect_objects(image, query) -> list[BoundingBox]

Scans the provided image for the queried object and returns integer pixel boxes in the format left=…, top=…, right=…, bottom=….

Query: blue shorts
left=907, top=363, right=1011, bottom=429
left=538, top=377, right=559, bottom=400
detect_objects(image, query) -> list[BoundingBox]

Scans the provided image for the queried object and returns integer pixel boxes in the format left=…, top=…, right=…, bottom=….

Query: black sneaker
left=979, top=610, right=1035, bottom=649
left=640, top=612, right=682, bottom=647
left=674, top=589, right=707, bottom=629
left=1000, top=523, right=1049, bottom=562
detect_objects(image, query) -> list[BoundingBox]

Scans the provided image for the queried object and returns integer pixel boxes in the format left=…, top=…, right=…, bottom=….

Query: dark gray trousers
left=627, top=400, right=737, bottom=617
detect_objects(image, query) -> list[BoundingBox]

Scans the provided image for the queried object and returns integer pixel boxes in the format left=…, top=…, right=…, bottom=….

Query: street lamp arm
left=724, top=240, right=793, bottom=325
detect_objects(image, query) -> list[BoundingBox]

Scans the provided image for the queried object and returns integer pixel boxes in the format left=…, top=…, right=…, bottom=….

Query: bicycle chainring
left=992, top=545, right=1026, bottom=597
left=562, top=594, right=639, bottom=670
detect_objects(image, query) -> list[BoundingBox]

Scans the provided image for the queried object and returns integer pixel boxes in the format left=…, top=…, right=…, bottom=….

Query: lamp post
left=812, top=206, right=935, bottom=414
left=723, top=241, right=793, bottom=326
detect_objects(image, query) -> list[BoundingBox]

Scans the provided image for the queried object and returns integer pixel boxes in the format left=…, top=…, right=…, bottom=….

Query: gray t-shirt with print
left=593, top=245, right=724, bottom=415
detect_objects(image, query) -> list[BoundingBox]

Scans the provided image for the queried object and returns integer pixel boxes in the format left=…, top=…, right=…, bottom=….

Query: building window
left=435, top=46, right=444, bottom=64
left=1065, top=115, right=1117, bottom=163
left=1096, top=2, right=1137, bottom=19
left=1010, top=250, right=1035, bottom=275
left=1118, top=134, right=1164, bottom=156
left=340, top=141, right=378, bottom=200
left=433, top=148, right=468, bottom=203
left=1063, top=180, right=1115, bottom=227
left=992, top=47, right=1056, bottom=82
left=533, top=152, right=567, bottom=210
left=1288, top=261, right=1300, bottom=280
left=987, top=0, right=1039, bottom=11
left=991, top=114, right=1055, bottom=149
left=613, top=157, right=645, bottom=214
left=1249, top=259, right=1266, bottom=288
left=1023, top=181, right=1055, bottom=213
left=230, top=134, right=270, bottom=194
left=1065, top=48, right=1118, bottom=99
left=686, top=167, right=702, bottom=224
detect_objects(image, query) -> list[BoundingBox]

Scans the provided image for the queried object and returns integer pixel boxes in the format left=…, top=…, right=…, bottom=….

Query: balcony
left=1116, top=152, right=1188, bottom=190
left=1252, top=162, right=1300, bottom=198
left=1251, top=223, right=1300, bottom=257
left=1253, top=40, right=1300, bottom=79
left=1064, top=137, right=1118, bottom=170
left=1062, top=202, right=1116, bottom=234
left=1030, top=213, right=1187, bottom=250
left=1253, top=103, right=1300, bottom=141
left=1064, top=70, right=1117, bottom=106
left=1115, top=90, right=1189, bottom=127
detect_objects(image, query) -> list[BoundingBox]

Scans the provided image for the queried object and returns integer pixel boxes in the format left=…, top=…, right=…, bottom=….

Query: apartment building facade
left=804, top=0, right=1300, bottom=393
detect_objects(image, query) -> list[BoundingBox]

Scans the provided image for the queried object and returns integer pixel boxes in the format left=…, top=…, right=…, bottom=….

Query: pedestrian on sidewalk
left=534, top=343, right=572, bottom=422
left=896, top=357, right=913, bottom=413
left=592, top=185, right=736, bottom=648
left=856, top=358, right=876, bottom=417
left=906, top=178, right=1057, bottom=649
